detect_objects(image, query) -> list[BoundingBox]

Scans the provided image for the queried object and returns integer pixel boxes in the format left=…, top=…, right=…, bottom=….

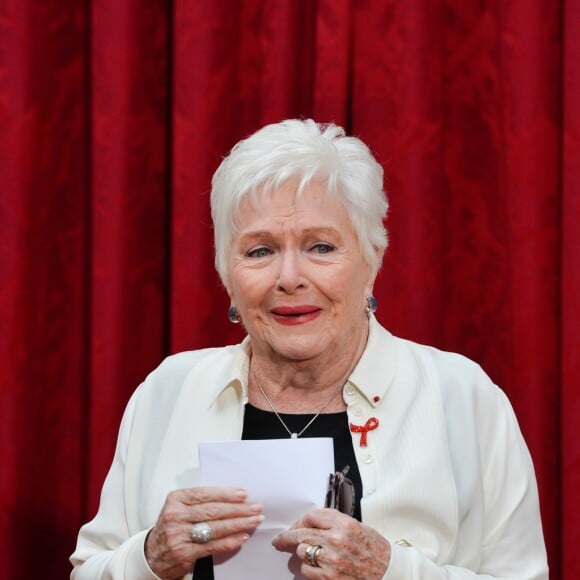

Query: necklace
left=250, top=367, right=347, bottom=438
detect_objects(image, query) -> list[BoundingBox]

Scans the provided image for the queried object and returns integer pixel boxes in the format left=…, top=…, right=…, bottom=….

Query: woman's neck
left=247, top=323, right=369, bottom=414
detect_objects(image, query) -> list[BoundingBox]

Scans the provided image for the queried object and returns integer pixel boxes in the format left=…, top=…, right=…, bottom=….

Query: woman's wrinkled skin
left=145, top=182, right=387, bottom=578
left=145, top=487, right=264, bottom=579
left=272, top=508, right=391, bottom=579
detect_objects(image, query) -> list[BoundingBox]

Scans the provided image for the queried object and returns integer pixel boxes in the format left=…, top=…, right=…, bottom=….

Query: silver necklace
left=250, top=367, right=346, bottom=438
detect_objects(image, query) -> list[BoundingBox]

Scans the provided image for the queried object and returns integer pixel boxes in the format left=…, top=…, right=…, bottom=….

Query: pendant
left=291, top=433, right=298, bottom=439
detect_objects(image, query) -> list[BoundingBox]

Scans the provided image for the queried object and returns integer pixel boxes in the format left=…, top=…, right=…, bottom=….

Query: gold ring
left=305, top=544, right=323, bottom=567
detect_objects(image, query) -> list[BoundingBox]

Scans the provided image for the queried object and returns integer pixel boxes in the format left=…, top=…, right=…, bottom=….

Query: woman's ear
left=367, top=246, right=384, bottom=289
left=223, top=274, right=234, bottom=300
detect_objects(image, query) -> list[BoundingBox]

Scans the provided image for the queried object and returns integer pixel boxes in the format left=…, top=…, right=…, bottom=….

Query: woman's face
left=227, top=181, right=376, bottom=364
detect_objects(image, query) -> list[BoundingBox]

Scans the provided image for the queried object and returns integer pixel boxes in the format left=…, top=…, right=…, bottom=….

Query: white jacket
left=70, top=317, right=548, bottom=579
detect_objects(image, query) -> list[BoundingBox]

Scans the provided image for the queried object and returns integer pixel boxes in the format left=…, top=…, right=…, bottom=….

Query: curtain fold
left=561, top=1, right=580, bottom=575
left=88, top=0, right=170, bottom=510
left=0, top=3, right=89, bottom=578
left=1, top=1, right=577, bottom=578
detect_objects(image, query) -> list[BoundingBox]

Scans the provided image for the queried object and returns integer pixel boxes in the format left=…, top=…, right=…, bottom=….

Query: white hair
left=210, top=119, right=388, bottom=288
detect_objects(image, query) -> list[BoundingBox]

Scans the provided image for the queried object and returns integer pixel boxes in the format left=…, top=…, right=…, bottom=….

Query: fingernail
left=234, top=489, right=248, bottom=500
left=249, top=514, right=265, bottom=524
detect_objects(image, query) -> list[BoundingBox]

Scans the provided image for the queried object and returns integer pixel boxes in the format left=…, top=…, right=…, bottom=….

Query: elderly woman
left=70, top=119, right=548, bottom=579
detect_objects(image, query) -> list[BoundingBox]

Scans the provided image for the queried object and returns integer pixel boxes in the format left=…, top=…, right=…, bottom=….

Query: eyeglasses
left=325, top=465, right=355, bottom=516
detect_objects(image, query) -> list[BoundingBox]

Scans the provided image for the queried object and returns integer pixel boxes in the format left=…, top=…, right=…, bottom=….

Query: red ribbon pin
left=350, top=417, right=379, bottom=446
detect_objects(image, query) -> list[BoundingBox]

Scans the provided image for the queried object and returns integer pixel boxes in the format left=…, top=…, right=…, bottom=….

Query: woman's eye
left=247, top=247, right=271, bottom=258
left=311, top=243, right=334, bottom=254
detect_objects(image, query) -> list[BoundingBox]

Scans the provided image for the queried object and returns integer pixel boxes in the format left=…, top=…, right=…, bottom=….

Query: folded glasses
left=325, top=465, right=355, bottom=516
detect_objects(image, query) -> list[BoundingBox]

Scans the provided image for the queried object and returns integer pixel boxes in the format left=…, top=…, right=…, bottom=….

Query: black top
left=192, top=403, right=363, bottom=578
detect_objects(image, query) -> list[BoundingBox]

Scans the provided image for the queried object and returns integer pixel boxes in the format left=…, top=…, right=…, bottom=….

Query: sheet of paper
left=199, top=438, right=334, bottom=580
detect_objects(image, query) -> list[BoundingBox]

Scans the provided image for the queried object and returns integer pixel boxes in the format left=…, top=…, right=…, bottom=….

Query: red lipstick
left=271, top=305, right=321, bottom=325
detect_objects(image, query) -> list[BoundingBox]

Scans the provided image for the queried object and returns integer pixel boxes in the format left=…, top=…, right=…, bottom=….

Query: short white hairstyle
left=210, top=119, right=388, bottom=288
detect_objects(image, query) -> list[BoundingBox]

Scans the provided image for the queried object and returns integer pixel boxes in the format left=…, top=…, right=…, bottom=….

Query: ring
left=305, top=544, right=323, bottom=567
left=191, top=522, right=213, bottom=544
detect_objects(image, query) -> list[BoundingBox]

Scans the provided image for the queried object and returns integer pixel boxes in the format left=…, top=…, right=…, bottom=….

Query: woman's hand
left=145, top=486, right=264, bottom=579
left=272, top=508, right=391, bottom=579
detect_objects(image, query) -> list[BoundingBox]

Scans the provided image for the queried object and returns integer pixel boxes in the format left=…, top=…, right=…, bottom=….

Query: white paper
left=199, top=438, right=334, bottom=580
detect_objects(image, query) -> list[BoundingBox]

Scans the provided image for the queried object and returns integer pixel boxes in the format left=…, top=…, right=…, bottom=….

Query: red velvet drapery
left=1, top=1, right=577, bottom=578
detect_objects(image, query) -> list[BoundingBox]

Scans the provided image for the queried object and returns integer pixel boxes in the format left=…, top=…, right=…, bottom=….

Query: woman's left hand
left=272, top=508, right=391, bottom=579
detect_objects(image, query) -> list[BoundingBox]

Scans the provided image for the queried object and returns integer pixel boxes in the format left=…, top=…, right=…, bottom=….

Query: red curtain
left=1, top=1, right=577, bottom=578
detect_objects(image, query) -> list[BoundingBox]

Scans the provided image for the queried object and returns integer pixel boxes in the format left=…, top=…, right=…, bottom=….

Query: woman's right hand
left=144, top=486, right=264, bottom=579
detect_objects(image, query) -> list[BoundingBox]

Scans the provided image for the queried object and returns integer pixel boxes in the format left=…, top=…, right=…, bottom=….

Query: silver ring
left=305, top=544, right=323, bottom=567
left=191, top=522, right=213, bottom=544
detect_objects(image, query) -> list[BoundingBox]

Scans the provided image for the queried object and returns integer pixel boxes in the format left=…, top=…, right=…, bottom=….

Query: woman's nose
left=276, top=251, right=305, bottom=293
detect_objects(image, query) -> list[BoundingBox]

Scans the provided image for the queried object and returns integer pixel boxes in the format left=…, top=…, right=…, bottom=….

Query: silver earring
left=228, top=305, right=241, bottom=324
left=364, top=295, right=377, bottom=318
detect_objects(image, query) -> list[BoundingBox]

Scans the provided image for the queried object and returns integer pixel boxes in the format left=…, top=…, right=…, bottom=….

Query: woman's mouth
left=270, top=306, right=321, bottom=325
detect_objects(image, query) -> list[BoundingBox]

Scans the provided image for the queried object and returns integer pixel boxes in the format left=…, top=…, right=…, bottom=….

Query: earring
left=228, top=305, right=241, bottom=324
left=364, top=295, right=377, bottom=318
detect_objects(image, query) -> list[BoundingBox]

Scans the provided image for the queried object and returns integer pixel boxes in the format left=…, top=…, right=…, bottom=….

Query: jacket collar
left=348, top=315, right=398, bottom=407
left=208, top=316, right=397, bottom=408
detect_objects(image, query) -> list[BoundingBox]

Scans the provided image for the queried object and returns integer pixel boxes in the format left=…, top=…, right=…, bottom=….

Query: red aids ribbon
left=350, top=417, right=379, bottom=446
